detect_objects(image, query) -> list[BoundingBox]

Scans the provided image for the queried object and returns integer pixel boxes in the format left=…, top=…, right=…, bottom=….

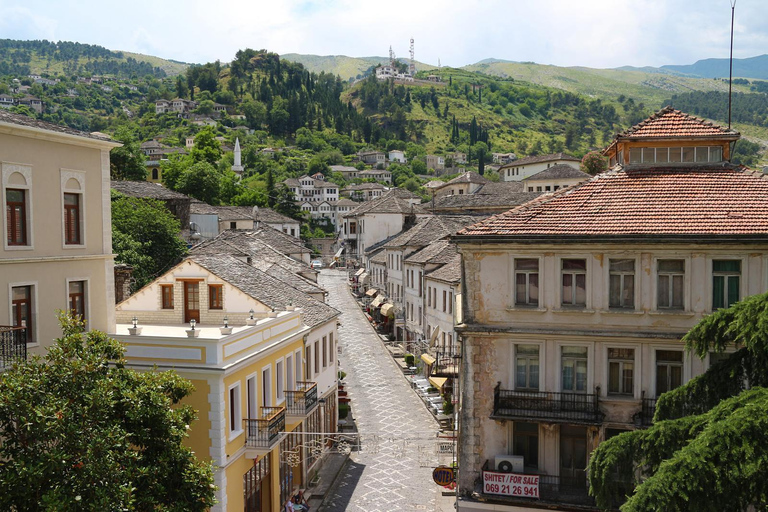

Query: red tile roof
left=455, top=165, right=768, bottom=239
left=603, top=106, right=739, bottom=155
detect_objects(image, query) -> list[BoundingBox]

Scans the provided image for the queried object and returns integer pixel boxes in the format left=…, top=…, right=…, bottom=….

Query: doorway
left=183, top=281, right=200, bottom=323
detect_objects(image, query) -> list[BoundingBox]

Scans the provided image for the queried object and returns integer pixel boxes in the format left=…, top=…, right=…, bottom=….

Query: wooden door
left=183, top=282, right=200, bottom=323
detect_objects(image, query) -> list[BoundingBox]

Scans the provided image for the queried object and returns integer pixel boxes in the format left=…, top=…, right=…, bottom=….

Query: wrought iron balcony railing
left=0, top=326, right=27, bottom=370
left=285, top=381, right=318, bottom=416
left=492, top=383, right=603, bottom=424
left=432, top=348, right=460, bottom=376
left=244, top=406, right=285, bottom=449
left=636, top=393, right=657, bottom=427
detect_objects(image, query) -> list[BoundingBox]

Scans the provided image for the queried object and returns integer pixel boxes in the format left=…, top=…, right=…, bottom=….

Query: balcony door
left=560, top=426, right=587, bottom=488
left=183, top=281, right=200, bottom=323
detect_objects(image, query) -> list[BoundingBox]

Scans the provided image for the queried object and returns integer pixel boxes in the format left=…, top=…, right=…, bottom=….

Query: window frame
left=559, top=344, right=590, bottom=393
left=513, top=257, right=541, bottom=307
left=6, top=188, right=27, bottom=246
left=60, top=169, right=86, bottom=249
left=2, top=163, right=33, bottom=251
left=10, top=282, right=37, bottom=344
left=228, top=381, right=243, bottom=440
left=161, top=284, right=174, bottom=309
left=655, top=258, right=687, bottom=311
left=514, top=344, right=540, bottom=391
left=275, top=358, right=285, bottom=404
left=711, top=259, right=742, bottom=311
left=654, top=349, right=684, bottom=397
left=608, top=258, right=636, bottom=310
left=606, top=347, right=635, bottom=396
left=560, top=258, right=588, bottom=308
left=66, top=278, right=89, bottom=327
left=208, top=284, right=223, bottom=310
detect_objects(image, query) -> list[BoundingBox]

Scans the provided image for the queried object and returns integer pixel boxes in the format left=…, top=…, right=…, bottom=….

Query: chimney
left=114, top=264, right=134, bottom=303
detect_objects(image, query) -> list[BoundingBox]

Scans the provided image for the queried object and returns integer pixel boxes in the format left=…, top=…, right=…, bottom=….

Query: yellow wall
left=182, top=379, right=212, bottom=462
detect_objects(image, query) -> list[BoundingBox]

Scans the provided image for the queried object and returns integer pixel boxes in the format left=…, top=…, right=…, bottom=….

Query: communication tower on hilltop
left=389, top=46, right=396, bottom=67
left=409, top=38, right=415, bottom=76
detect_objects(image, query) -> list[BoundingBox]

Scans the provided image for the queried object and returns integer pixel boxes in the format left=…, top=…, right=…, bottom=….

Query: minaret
left=231, top=137, right=244, bottom=177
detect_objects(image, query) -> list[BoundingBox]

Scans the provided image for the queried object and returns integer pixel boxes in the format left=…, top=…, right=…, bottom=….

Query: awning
left=355, top=268, right=366, bottom=276
left=334, top=246, right=345, bottom=258
left=365, top=288, right=378, bottom=297
left=421, top=353, right=436, bottom=365
left=380, top=303, right=394, bottom=317
left=429, top=376, right=448, bottom=390
left=371, top=296, right=385, bottom=307
left=359, top=272, right=370, bottom=284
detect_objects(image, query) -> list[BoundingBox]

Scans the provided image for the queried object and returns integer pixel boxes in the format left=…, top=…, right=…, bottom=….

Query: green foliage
left=176, top=161, right=221, bottom=205
left=0, top=313, right=215, bottom=511
left=160, top=154, right=191, bottom=191
left=581, top=151, right=608, bottom=175
left=110, top=127, right=147, bottom=181
left=111, top=191, right=187, bottom=289
left=589, top=292, right=768, bottom=510
left=190, top=126, right=222, bottom=165
left=732, top=139, right=762, bottom=167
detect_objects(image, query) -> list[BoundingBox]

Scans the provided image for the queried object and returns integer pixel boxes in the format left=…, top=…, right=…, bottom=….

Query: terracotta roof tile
left=456, top=164, right=768, bottom=239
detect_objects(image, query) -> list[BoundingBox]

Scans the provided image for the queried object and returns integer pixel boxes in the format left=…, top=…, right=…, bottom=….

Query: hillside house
left=500, top=152, right=580, bottom=182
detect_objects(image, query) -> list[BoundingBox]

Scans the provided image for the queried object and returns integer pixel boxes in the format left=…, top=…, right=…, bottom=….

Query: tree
left=589, top=292, right=768, bottom=511
left=111, top=191, right=187, bottom=289
left=241, top=99, right=267, bottom=129
left=0, top=313, right=215, bottom=511
left=110, top=127, right=147, bottom=181
left=190, top=127, right=222, bottom=166
left=273, top=185, right=302, bottom=220
left=581, top=151, right=608, bottom=175
left=266, top=167, right=275, bottom=208
left=160, top=154, right=192, bottom=191
left=176, top=161, right=221, bottom=205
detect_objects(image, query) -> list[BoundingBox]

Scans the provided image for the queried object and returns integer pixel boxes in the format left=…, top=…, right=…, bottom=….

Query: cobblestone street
left=318, top=270, right=454, bottom=512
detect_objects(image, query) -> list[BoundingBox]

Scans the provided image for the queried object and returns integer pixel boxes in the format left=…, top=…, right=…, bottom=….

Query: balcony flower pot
left=128, top=327, right=142, bottom=336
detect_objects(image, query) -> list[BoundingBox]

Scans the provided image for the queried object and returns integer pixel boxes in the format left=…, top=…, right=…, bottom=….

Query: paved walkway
left=318, top=270, right=455, bottom=512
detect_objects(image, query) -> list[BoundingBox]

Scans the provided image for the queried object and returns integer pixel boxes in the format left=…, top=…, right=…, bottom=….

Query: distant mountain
left=474, top=58, right=517, bottom=65
left=660, top=54, right=768, bottom=80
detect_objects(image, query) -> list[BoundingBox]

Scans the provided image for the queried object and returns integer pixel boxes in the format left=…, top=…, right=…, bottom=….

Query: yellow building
left=0, top=110, right=119, bottom=361
left=113, top=253, right=340, bottom=512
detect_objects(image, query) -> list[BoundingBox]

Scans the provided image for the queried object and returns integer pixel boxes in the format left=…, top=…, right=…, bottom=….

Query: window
left=208, top=284, right=223, bottom=309
left=512, top=422, right=539, bottom=470
left=433, top=288, right=437, bottom=309
left=63, top=193, right=81, bottom=245
left=609, top=259, right=635, bottom=309
left=68, top=281, right=86, bottom=322
left=449, top=291, right=453, bottom=314
left=262, top=367, right=272, bottom=407
left=322, top=336, right=328, bottom=368
left=428, top=287, right=432, bottom=307
left=11, top=285, right=33, bottom=342
left=314, top=340, right=319, bottom=375
left=712, top=260, right=740, bottom=310
left=515, top=345, right=539, bottom=390
left=246, top=376, right=257, bottom=419
left=229, top=383, right=242, bottom=436
left=561, top=346, right=588, bottom=392
left=296, top=351, right=303, bottom=385
left=561, top=259, right=587, bottom=307
left=442, top=290, right=447, bottom=312
left=151, top=168, right=159, bottom=180
left=515, top=258, right=539, bottom=306
left=161, top=284, right=174, bottom=309
left=329, top=333, right=334, bottom=363
left=656, top=350, right=683, bottom=396
left=276, top=360, right=284, bottom=402
left=607, top=348, right=634, bottom=395
left=418, top=306, right=422, bottom=326
left=709, top=351, right=730, bottom=368
left=658, top=260, right=684, bottom=309
left=6, top=189, right=27, bottom=245
left=418, top=272, right=422, bottom=297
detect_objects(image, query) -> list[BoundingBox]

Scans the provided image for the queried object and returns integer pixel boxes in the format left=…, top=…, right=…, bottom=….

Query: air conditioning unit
left=495, top=455, right=524, bottom=473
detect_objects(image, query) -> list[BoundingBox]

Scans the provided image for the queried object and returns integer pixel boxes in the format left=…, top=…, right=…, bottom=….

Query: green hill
left=280, top=53, right=437, bottom=80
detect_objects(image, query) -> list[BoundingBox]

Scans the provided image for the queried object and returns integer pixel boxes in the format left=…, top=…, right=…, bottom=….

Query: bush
left=338, top=403, right=350, bottom=419
left=404, top=354, right=415, bottom=366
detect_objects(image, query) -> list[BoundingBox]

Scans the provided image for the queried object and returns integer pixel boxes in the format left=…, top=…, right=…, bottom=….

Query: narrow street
left=318, top=269, right=454, bottom=512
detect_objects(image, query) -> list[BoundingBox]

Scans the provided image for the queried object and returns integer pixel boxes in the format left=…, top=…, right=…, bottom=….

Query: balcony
left=244, top=406, right=286, bottom=458
left=492, top=384, right=603, bottom=424
left=285, top=381, right=318, bottom=418
left=432, top=348, right=459, bottom=377
left=635, top=393, right=657, bottom=427
left=0, top=326, right=27, bottom=371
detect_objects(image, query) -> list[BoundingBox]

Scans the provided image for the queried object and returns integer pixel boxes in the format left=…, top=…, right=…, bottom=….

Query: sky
left=0, top=0, right=765, bottom=69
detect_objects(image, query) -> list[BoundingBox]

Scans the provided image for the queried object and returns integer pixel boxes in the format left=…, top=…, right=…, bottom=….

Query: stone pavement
left=318, top=269, right=457, bottom=512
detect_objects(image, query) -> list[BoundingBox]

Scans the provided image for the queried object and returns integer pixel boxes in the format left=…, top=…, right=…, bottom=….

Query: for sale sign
left=482, top=471, right=539, bottom=498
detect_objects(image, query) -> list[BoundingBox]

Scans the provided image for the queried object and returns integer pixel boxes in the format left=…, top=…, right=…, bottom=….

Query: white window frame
left=60, top=169, right=86, bottom=249
left=558, top=256, right=590, bottom=308
left=286, top=354, right=294, bottom=391
left=607, top=257, right=638, bottom=310
left=261, top=364, right=272, bottom=407
left=228, top=381, right=243, bottom=441
left=652, top=346, right=687, bottom=398
left=653, top=257, right=690, bottom=312
left=600, top=344, right=641, bottom=398
left=8, top=280, right=39, bottom=346
left=294, top=349, right=303, bottom=385
left=65, top=277, right=90, bottom=328
left=709, top=256, right=745, bottom=312
left=510, top=341, right=546, bottom=391
left=2, top=163, right=34, bottom=251
left=511, top=256, right=542, bottom=308
left=245, top=373, right=258, bottom=420
left=275, top=358, right=285, bottom=404
left=554, top=341, right=593, bottom=394
left=606, top=347, right=636, bottom=397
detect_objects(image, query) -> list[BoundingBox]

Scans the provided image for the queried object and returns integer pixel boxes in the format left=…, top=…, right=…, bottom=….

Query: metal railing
left=0, top=326, right=26, bottom=370
left=636, top=392, right=657, bottom=427
left=492, top=383, right=603, bottom=424
left=432, top=348, right=460, bottom=376
left=244, top=406, right=285, bottom=448
left=285, top=381, right=318, bottom=416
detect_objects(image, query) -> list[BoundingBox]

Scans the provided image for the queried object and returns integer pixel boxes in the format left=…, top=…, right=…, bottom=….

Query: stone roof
left=111, top=180, right=191, bottom=200
left=425, top=254, right=462, bottom=284
left=359, top=169, right=391, bottom=176
left=456, top=164, right=768, bottom=240
left=189, top=202, right=296, bottom=224
left=330, top=165, right=359, bottom=173
left=250, top=225, right=311, bottom=254
left=335, top=198, right=358, bottom=207
left=431, top=181, right=541, bottom=210
left=255, top=262, right=325, bottom=296
left=524, top=164, right=591, bottom=181
left=603, top=106, right=740, bottom=155
left=284, top=178, right=300, bottom=187
left=499, top=152, right=579, bottom=168
left=383, top=215, right=480, bottom=249
left=368, top=248, right=387, bottom=264
left=424, top=180, right=445, bottom=189
left=438, top=171, right=489, bottom=188
left=0, top=109, right=116, bottom=143
left=404, top=239, right=458, bottom=265
left=345, top=188, right=427, bottom=217
left=344, top=183, right=387, bottom=191
left=188, top=254, right=338, bottom=328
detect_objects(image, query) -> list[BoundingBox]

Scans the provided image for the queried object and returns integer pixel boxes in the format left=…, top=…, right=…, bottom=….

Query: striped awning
left=371, top=296, right=385, bottom=307
left=355, top=268, right=366, bottom=276
left=380, top=303, right=394, bottom=317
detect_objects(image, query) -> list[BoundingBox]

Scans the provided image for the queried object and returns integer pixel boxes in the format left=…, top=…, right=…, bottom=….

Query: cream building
left=453, top=108, right=766, bottom=511
left=500, top=152, right=580, bottom=182
left=114, top=253, right=340, bottom=512
left=0, top=110, right=119, bottom=359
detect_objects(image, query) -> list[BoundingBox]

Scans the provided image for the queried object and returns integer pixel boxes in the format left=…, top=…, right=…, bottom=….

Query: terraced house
left=453, top=108, right=768, bottom=511
left=113, top=253, right=340, bottom=512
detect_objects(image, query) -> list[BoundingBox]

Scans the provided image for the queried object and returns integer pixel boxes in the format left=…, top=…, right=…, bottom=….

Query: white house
left=500, top=152, right=581, bottom=182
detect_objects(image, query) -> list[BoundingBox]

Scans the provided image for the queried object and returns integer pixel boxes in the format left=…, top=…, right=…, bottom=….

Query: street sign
left=433, top=466, right=455, bottom=487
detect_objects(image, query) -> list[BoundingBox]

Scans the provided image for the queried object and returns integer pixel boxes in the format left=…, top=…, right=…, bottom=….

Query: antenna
left=409, top=38, right=415, bottom=76
left=727, top=0, right=736, bottom=130
left=389, top=46, right=396, bottom=67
